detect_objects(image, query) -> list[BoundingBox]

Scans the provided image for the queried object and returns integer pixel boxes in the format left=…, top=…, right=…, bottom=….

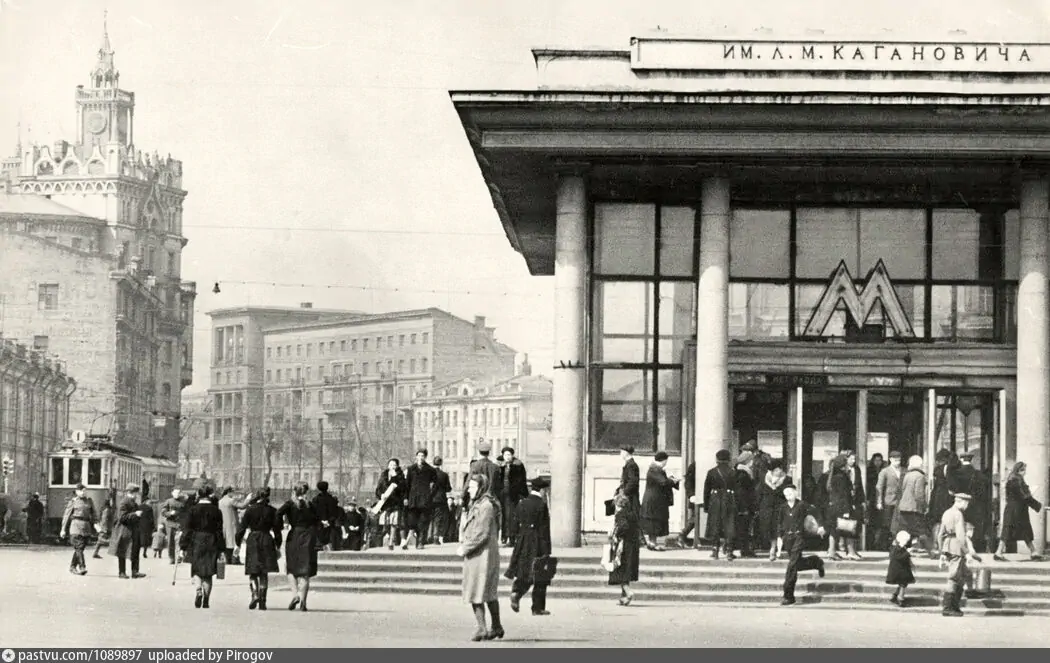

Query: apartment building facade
left=206, top=305, right=517, bottom=501
left=412, top=366, right=552, bottom=491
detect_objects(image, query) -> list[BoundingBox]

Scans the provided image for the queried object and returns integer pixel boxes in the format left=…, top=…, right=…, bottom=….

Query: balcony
left=157, top=309, right=186, bottom=336
left=181, top=365, right=193, bottom=388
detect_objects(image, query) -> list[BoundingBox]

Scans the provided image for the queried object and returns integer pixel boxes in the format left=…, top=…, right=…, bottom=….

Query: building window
left=421, top=332, right=429, bottom=344
left=161, top=383, right=172, bottom=410
left=163, top=341, right=173, bottom=365
left=340, top=340, right=347, bottom=352
left=266, top=369, right=272, bottom=383
left=398, top=359, right=405, bottom=373
left=306, top=344, right=312, bottom=358
left=277, top=369, right=282, bottom=381
left=387, top=359, right=393, bottom=373
left=267, top=347, right=272, bottom=358
left=297, top=345, right=302, bottom=357
left=363, top=339, right=369, bottom=351
left=387, top=335, right=394, bottom=347
left=420, top=358, right=428, bottom=372
left=410, top=359, right=416, bottom=373
left=37, top=283, right=59, bottom=310
left=32, top=335, right=49, bottom=353
left=362, top=362, right=369, bottom=375
left=399, top=335, right=405, bottom=347
left=410, top=334, right=417, bottom=345
left=168, top=251, right=176, bottom=276
left=589, top=203, right=693, bottom=454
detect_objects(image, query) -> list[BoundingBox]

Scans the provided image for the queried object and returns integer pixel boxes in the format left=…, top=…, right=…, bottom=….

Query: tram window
left=68, top=458, right=83, bottom=485
left=87, top=459, right=102, bottom=486
left=50, top=458, right=64, bottom=486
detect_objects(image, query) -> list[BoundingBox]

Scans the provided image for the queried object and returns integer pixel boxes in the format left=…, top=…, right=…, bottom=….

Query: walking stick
left=172, top=552, right=181, bottom=586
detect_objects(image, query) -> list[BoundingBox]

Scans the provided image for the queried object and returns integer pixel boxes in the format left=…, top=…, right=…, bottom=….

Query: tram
left=45, top=434, right=177, bottom=536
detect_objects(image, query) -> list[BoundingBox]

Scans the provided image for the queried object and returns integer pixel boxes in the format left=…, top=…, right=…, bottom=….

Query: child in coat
left=151, top=523, right=167, bottom=558
left=886, top=530, right=915, bottom=606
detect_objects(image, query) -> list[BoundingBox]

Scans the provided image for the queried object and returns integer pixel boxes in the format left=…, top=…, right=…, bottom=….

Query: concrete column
left=1017, top=177, right=1050, bottom=554
left=855, top=390, right=869, bottom=551
left=550, top=171, right=588, bottom=548
left=694, top=177, right=731, bottom=487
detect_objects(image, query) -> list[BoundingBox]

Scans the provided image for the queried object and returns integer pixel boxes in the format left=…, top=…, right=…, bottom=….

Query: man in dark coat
left=429, top=457, right=453, bottom=545
left=948, top=452, right=993, bottom=553
left=463, top=440, right=501, bottom=508
left=137, top=500, right=155, bottom=559
left=500, top=447, right=529, bottom=546
left=733, top=451, right=756, bottom=558
left=23, top=494, right=44, bottom=544
left=343, top=501, right=365, bottom=551
left=703, top=449, right=739, bottom=560
left=677, top=460, right=698, bottom=548
left=403, top=449, right=437, bottom=550
left=160, top=488, right=186, bottom=564
left=616, top=446, right=641, bottom=511
left=108, top=483, right=145, bottom=579
left=312, top=481, right=341, bottom=551
left=506, top=477, right=553, bottom=616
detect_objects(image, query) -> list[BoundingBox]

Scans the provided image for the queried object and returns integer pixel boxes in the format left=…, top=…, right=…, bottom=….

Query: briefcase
left=604, top=499, right=616, bottom=517
left=215, top=556, right=226, bottom=581
left=532, top=555, right=558, bottom=584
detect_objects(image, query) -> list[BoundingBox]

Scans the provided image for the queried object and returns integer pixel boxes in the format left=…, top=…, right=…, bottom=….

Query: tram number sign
left=71, top=430, right=87, bottom=444
left=766, top=374, right=829, bottom=388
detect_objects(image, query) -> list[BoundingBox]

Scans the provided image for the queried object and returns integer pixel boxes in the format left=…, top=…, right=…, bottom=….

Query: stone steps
left=297, top=547, right=1050, bottom=615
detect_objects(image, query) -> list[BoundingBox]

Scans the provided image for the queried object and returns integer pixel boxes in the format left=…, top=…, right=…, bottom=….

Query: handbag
left=600, top=542, right=620, bottom=572
left=532, top=555, right=559, bottom=584
left=215, top=555, right=226, bottom=580
left=835, top=517, right=858, bottom=535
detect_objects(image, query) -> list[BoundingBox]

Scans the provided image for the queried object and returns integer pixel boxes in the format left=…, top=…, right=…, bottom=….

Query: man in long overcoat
left=404, top=449, right=437, bottom=550
left=312, top=481, right=342, bottom=551
left=948, top=451, right=993, bottom=553
left=505, top=477, right=553, bottom=616
left=108, top=483, right=145, bottom=578
left=703, top=449, right=739, bottom=560
left=499, top=447, right=529, bottom=545
left=463, top=440, right=501, bottom=509
left=429, top=457, right=453, bottom=545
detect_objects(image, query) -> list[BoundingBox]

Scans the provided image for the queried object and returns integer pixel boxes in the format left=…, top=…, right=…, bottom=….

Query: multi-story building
left=0, top=18, right=194, bottom=459
left=205, top=305, right=518, bottom=501
left=176, top=392, right=212, bottom=481
left=0, top=338, right=77, bottom=497
left=412, top=362, right=552, bottom=490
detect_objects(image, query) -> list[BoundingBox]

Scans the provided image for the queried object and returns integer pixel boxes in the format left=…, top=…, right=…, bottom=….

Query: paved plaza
left=1, top=547, right=1049, bottom=648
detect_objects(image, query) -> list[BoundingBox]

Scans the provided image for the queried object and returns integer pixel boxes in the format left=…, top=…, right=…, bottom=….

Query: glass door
left=801, top=391, right=856, bottom=494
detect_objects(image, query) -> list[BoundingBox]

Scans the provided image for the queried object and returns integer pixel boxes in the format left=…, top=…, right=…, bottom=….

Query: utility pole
left=353, top=373, right=365, bottom=504
left=318, top=418, right=325, bottom=485
left=338, top=424, right=345, bottom=495
left=247, top=425, right=254, bottom=491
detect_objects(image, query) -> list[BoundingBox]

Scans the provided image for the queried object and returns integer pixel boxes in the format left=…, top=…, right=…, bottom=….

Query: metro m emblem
left=801, top=260, right=916, bottom=338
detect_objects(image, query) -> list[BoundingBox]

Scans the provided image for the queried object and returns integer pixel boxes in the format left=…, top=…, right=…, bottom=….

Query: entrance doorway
left=802, top=391, right=856, bottom=490
left=867, top=391, right=925, bottom=462
left=732, top=389, right=789, bottom=460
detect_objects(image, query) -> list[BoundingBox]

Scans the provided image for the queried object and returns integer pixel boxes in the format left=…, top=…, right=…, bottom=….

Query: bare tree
left=262, top=412, right=284, bottom=488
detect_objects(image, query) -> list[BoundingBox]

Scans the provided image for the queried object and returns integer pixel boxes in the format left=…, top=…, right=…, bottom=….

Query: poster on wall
left=757, top=430, right=785, bottom=459
left=866, top=432, right=890, bottom=463
left=811, top=431, right=841, bottom=479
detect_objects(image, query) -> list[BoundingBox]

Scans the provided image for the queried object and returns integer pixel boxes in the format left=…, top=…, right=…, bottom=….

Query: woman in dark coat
left=733, top=452, right=756, bottom=558
left=235, top=487, right=283, bottom=611
left=640, top=451, right=679, bottom=551
left=702, top=449, right=738, bottom=560
left=179, top=486, right=224, bottom=609
left=608, top=492, right=640, bottom=606
left=755, top=459, right=793, bottom=558
left=137, top=501, right=155, bottom=559
left=993, top=462, right=1045, bottom=561
left=108, top=484, right=145, bottom=579
left=865, top=453, right=885, bottom=550
left=505, top=477, right=552, bottom=616
left=277, top=481, right=320, bottom=611
left=928, top=449, right=958, bottom=552
left=375, top=459, right=407, bottom=550
left=823, top=455, right=861, bottom=560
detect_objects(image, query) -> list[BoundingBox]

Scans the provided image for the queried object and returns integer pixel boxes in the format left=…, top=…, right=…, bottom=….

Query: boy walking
left=776, top=484, right=827, bottom=606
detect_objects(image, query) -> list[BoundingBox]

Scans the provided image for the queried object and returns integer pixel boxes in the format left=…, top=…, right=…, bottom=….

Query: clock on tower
left=77, top=13, right=135, bottom=147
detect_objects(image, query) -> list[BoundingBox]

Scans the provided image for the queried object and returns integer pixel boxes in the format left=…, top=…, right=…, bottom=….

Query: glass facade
left=590, top=203, right=694, bottom=453
left=729, top=207, right=1020, bottom=342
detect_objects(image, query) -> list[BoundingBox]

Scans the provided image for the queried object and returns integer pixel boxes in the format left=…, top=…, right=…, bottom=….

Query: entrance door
left=867, top=391, right=925, bottom=461
left=801, top=391, right=856, bottom=493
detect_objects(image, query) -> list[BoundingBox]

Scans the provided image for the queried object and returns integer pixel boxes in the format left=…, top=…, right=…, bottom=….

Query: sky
left=2, top=0, right=1049, bottom=395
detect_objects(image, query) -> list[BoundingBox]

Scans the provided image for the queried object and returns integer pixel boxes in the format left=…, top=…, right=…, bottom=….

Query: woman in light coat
left=218, top=487, right=242, bottom=564
left=897, top=455, right=934, bottom=556
left=457, top=472, right=504, bottom=642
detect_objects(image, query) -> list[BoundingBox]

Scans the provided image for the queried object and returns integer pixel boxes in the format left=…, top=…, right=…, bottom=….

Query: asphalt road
left=1, top=547, right=1047, bottom=648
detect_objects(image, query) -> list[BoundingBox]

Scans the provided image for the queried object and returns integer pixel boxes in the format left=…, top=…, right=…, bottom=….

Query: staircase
left=303, top=546, right=1050, bottom=615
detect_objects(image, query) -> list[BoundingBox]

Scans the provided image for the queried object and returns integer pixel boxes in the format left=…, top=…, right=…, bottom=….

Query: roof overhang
left=452, top=90, right=1050, bottom=275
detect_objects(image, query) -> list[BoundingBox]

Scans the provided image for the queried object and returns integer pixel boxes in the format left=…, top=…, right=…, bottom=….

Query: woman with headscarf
left=277, top=481, right=320, bottom=611
left=993, top=462, right=1045, bottom=561
left=179, top=485, right=224, bottom=609
left=375, top=458, right=407, bottom=550
left=823, top=454, right=861, bottom=560
left=236, top=487, right=283, bottom=611
left=897, top=455, right=934, bottom=556
left=457, top=472, right=504, bottom=641
left=608, top=491, right=640, bottom=606
left=640, top=451, right=679, bottom=551
left=927, top=448, right=958, bottom=554
left=702, top=449, right=739, bottom=560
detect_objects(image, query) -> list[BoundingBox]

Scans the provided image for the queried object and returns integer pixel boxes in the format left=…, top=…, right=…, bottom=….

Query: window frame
left=588, top=201, right=698, bottom=456
left=729, top=204, right=1019, bottom=344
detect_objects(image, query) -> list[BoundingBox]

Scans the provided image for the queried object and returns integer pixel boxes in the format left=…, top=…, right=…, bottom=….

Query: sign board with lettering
left=766, top=374, right=829, bottom=388
left=632, top=38, right=1050, bottom=74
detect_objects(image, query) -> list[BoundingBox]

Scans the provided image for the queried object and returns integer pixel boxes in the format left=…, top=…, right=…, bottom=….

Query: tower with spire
left=0, top=12, right=196, bottom=461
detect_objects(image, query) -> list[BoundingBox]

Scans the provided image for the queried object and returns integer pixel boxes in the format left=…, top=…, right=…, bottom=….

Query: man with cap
left=463, top=439, right=502, bottom=509
left=702, top=449, right=739, bottom=560
left=741, top=440, right=771, bottom=486
left=776, top=483, right=827, bottom=606
left=403, top=449, right=437, bottom=550
left=875, top=451, right=904, bottom=550
left=161, top=488, right=187, bottom=564
left=60, top=483, right=98, bottom=575
left=108, top=483, right=146, bottom=579
left=948, top=451, right=992, bottom=553
left=938, top=492, right=978, bottom=616
left=499, top=447, right=529, bottom=546
left=505, top=476, right=553, bottom=616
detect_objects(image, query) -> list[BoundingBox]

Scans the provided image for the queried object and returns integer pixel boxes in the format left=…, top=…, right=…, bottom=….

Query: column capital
left=551, top=160, right=590, bottom=177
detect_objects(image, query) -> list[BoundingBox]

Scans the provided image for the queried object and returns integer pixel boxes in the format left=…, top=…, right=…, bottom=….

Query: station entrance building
left=451, top=35, right=1050, bottom=549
